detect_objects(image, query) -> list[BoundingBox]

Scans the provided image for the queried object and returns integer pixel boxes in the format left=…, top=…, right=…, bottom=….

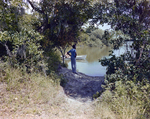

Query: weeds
left=0, top=64, right=64, bottom=116
left=94, top=79, right=150, bottom=119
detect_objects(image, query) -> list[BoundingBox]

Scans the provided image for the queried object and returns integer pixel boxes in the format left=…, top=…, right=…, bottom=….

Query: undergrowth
left=0, top=62, right=65, bottom=116
left=94, top=70, right=150, bottom=119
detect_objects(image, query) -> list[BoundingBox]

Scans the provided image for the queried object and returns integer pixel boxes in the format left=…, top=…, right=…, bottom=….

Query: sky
left=24, top=0, right=40, bottom=14
left=98, top=23, right=111, bottom=31
left=83, top=22, right=111, bottom=31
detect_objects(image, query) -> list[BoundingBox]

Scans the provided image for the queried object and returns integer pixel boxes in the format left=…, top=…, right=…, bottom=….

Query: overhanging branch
left=1, top=41, right=13, bottom=57
left=27, top=0, right=44, bottom=14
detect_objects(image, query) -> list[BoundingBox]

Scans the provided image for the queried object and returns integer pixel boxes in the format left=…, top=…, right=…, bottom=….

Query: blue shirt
left=68, top=48, right=76, bottom=58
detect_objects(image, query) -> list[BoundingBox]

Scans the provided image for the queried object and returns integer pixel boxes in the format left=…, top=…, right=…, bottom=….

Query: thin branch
left=136, top=40, right=147, bottom=65
left=27, top=0, right=44, bottom=14
left=3, top=41, right=12, bottom=57
left=0, top=41, right=4, bottom=45
left=57, top=46, right=65, bottom=64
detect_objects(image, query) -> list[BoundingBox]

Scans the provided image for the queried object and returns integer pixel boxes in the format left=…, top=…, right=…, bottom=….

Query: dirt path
left=56, top=90, right=96, bottom=119
left=55, top=67, right=105, bottom=119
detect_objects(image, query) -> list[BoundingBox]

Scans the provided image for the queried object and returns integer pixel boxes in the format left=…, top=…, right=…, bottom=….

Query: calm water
left=66, top=44, right=128, bottom=76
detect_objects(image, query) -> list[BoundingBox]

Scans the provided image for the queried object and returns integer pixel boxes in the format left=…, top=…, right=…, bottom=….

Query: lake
left=65, top=44, right=129, bottom=76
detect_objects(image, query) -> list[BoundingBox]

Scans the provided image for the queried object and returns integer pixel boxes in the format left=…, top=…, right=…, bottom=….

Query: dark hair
left=72, top=44, right=76, bottom=49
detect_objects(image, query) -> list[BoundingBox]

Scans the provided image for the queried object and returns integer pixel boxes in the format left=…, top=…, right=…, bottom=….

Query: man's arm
left=75, top=52, right=77, bottom=58
left=67, top=52, right=71, bottom=56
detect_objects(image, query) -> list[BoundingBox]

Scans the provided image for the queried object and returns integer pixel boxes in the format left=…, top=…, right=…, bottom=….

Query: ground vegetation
left=93, top=0, right=150, bottom=118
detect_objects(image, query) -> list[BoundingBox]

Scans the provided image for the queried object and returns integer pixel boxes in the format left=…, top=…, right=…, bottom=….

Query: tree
left=93, top=0, right=150, bottom=81
left=27, top=0, right=94, bottom=64
left=92, top=1, right=150, bottom=115
left=79, top=27, right=105, bottom=47
left=0, top=28, right=44, bottom=73
left=0, top=0, right=26, bottom=56
left=0, top=0, right=46, bottom=74
left=0, top=0, right=25, bottom=32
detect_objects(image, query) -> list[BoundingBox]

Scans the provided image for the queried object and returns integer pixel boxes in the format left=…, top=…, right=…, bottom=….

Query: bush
left=95, top=69, right=150, bottom=119
left=0, top=29, right=46, bottom=74
left=44, top=49, right=61, bottom=74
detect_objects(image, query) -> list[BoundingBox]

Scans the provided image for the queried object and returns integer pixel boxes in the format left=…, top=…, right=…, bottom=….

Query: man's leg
left=74, top=58, right=76, bottom=73
left=71, top=58, right=76, bottom=73
left=71, top=58, right=73, bottom=72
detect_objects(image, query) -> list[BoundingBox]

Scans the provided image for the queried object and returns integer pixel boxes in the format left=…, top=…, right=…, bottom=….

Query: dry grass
left=94, top=90, right=146, bottom=119
left=94, top=101, right=141, bottom=119
left=0, top=66, right=96, bottom=119
left=94, top=101, right=117, bottom=119
left=0, top=67, right=65, bottom=118
left=2, top=64, right=147, bottom=119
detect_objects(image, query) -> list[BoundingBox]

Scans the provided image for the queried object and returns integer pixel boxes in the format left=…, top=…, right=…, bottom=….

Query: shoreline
left=58, top=66, right=105, bottom=102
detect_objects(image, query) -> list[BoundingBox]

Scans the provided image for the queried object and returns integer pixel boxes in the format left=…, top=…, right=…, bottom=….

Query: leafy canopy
left=93, top=0, right=150, bottom=81
left=27, top=0, right=94, bottom=64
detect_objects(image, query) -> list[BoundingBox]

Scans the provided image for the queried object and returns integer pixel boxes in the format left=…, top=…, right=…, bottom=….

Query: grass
left=94, top=95, right=141, bottom=119
left=0, top=64, right=95, bottom=119
left=1, top=62, right=149, bottom=119
left=94, top=87, right=149, bottom=119
left=0, top=65, right=65, bottom=117
left=94, top=101, right=117, bottom=119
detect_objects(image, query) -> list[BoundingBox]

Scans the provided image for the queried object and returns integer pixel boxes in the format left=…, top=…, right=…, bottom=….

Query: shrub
left=95, top=69, right=150, bottom=119
left=0, top=29, right=46, bottom=74
left=44, top=49, right=61, bottom=74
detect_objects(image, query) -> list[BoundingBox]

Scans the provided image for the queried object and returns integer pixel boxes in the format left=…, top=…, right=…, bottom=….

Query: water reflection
left=77, top=46, right=112, bottom=62
left=65, top=46, right=112, bottom=76
left=65, top=42, right=130, bottom=76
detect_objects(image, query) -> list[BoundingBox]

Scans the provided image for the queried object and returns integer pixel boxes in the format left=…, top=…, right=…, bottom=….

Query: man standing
left=67, top=45, right=77, bottom=73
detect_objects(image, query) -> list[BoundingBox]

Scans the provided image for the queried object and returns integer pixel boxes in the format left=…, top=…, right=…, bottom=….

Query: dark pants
left=71, top=57, right=76, bottom=73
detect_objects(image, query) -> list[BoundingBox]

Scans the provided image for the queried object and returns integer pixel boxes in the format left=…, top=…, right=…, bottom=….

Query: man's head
left=72, top=44, right=76, bottom=49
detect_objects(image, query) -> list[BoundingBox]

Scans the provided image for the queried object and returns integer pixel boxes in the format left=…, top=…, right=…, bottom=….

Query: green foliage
left=79, top=32, right=90, bottom=44
left=94, top=0, right=150, bottom=83
left=94, top=0, right=150, bottom=60
left=61, top=62, right=68, bottom=68
left=0, top=0, right=24, bottom=32
left=0, top=0, right=65, bottom=73
left=44, top=49, right=61, bottom=74
left=100, top=54, right=125, bottom=75
left=91, top=29, right=104, bottom=40
left=80, top=26, right=127, bottom=48
left=93, top=0, right=150, bottom=118
left=28, top=0, right=94, bottom=46
left=79, top=27, right=104, bottom=47
left=0, top=28, right=45, bottom=73
left=100, top=50, right=150, bottom=83
left=27, top=0, right=94, bottom=64
left=85, top=26, right=98, bottom=33
left=19, top=14, right=36, bottom=30
left=97, top=73, right=150, bottom=118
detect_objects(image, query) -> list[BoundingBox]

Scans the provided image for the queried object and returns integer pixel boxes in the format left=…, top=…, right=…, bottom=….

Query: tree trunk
left=57, top=46, right=65, bottom=65
left=4, top=42, right=12, bottom=57
left=57, top=45, right=68, bottom=65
